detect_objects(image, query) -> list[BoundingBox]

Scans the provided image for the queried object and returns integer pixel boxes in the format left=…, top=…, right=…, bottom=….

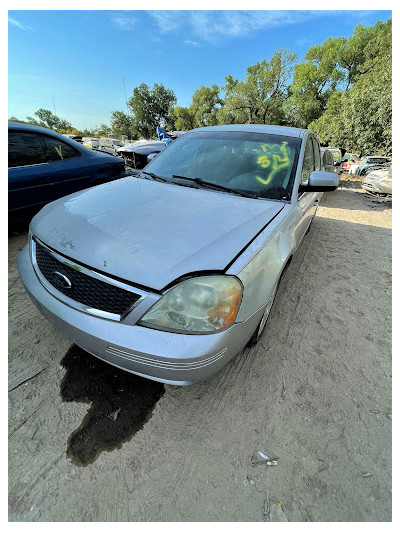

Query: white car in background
left=361, top=167, right=392, bottom=196
left=83, top=138, right=100, bottom=149
left=99, top=138, right=125, bottom=153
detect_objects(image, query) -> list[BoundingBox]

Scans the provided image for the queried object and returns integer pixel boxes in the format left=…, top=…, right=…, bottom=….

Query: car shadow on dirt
left=60, top=346, right=165, bottom=467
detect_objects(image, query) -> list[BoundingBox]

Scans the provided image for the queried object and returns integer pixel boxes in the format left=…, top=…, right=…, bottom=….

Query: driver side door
left=295, top=135, right=322, bottom=245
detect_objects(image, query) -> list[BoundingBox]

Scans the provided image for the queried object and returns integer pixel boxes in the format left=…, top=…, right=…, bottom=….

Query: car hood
left=364, top=170, right=391, bottom=183
left=117, top=141, right=165, bottom=154
left=31, top=177, right=284, bottom=291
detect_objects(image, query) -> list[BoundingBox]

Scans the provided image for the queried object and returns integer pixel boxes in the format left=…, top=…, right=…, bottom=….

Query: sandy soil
left=8, top=179, right=392, bottom=521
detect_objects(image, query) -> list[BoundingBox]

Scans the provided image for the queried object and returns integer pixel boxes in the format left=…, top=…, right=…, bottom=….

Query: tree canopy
left=309, top=18, right=391, bottom=155
left=9, top=19, right=391, bottom=156
left=127, top=83, right=177, bottom=138
left=222, top=49, right=297, bottom=126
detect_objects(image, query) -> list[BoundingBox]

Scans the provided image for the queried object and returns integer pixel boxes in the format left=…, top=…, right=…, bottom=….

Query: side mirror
left=299, top=171, right=339, bottom=192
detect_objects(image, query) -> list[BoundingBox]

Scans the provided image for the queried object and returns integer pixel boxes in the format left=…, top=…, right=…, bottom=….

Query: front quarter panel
left=227, top=203, right=301, bottom=322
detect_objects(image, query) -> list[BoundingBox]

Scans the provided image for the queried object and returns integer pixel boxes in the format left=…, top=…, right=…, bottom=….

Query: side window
left=301, top=137, right=314, bottom=184
left=312, top=137, right=321, bottom=171
left=8, top=131, right=47, bottom=168
left=322, top=150, right=332, bottom=167
left=38, top=135, right=80, bottom=162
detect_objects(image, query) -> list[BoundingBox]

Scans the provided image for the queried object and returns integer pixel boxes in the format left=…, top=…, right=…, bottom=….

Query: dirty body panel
left=19, top=125, right=333, bottom=385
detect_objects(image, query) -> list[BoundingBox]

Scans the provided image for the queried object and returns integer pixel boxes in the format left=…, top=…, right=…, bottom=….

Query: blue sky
left=8, top=9, right=392, bottom=131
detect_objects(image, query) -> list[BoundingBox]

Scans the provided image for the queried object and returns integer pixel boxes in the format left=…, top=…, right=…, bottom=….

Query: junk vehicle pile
left=117, top=128, right=185, bottom=173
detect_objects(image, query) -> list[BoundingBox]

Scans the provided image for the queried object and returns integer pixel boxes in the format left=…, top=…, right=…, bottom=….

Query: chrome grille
left=33, top=239, right=142, bottom=318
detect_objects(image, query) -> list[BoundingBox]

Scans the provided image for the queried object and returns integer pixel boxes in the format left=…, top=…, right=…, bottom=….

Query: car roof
left=9, top=121, right=66, bottom=135
left=188, top=124, right=307, bottom=138
left=8, top=121, right=95, bottom=153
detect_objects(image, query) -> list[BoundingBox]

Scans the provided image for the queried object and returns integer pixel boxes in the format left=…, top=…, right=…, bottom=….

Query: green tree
left=128, top=83, right=177, bottom=138
left=172, top=106, right=196, bottom=131
left=337, top=20, right=392, bottom=90
left=309, top=19, right=392, bottom=156
left=171, top=84, right=224, bottom=130
left=190, top=85, right=224, bottom=127
left=110, top=110, right=136, bottom=139
left=290, top=37, right=344, bottom=128
left=8, top=117, right=26, bottom=123
left=23, top=109, right=73, bottom=132
left=33, top=108, right=73, bottom=131
left=221, top=49, right=297, bottom=125
left=94, top=124, right=112, bottom=137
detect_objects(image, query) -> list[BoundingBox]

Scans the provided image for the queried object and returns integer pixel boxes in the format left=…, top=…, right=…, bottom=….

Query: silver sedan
left=18, top=124, right=339, bottom=385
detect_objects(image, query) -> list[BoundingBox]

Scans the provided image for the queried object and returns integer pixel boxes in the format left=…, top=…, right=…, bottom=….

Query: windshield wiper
left=171, top=175, right=257, bottom=199
left=141, top=171, right=169, bottom=183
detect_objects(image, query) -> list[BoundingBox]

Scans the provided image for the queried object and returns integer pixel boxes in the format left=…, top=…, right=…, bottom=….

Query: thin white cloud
left=295, top=37, right=313, bottom=47
left=8, top=17, right=32, bottom=30
left=148, top=10, right=349, bottom=43
left=184, top=40, right=200, bottom=47
left=111, top=15, right=136, bottom=30
left=149, top=11, right=183, bottom=33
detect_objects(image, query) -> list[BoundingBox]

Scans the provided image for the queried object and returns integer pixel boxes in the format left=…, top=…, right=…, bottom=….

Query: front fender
left=227, top=205, right=299, bottom=322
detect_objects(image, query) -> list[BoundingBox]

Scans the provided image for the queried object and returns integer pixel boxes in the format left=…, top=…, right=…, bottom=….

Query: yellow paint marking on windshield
left=256, top=141, right=290, bottom=185
left=55, top=145, right=63, bottom=159
left=257, top=155, right=271, bottom=168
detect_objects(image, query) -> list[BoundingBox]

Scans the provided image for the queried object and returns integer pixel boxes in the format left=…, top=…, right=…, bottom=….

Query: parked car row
left=356, top=156, right=391, bottom=176
left=320, top=147, right=392, bottom=188
left=17, top=123, right=339, bottom=385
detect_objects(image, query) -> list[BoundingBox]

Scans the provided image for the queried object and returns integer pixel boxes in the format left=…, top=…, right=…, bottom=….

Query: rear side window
left=322, top=150, right=333, bottom=166
left=8, top=131, right=47, bottom=168
left=312, top=138, right=321, bottom=171
left=368, top=157, right=389, bottom=164
left=38, top=134, right=81, bottom=162
left=301, top=137, right=314, bottom=184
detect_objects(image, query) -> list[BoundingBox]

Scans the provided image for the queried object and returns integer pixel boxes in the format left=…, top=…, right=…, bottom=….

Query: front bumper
left=17, top=245, right=263, bottom=385
left=361, top=181, right=392, bottom=195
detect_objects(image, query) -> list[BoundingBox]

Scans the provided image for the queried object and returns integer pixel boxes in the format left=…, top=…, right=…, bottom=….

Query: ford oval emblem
left=52, top=271, right=72, bottom=290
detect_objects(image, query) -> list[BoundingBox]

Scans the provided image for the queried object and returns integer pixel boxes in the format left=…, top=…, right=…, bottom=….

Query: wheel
left=247, top=281, right=280, bottom=347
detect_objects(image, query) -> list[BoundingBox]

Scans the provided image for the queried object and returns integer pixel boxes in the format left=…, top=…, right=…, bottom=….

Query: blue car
left=8, top=122, right=126, bottom=221
left=356, top=156, right=391, bottom=176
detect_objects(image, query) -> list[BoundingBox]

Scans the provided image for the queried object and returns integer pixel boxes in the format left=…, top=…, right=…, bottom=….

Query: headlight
left=138, top=276, right=243, bottom=333
left=379, top=179, right=391, bottom=187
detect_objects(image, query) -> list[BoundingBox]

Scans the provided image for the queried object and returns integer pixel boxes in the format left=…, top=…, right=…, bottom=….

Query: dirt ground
left=8, top=178, right=392, bottom=522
